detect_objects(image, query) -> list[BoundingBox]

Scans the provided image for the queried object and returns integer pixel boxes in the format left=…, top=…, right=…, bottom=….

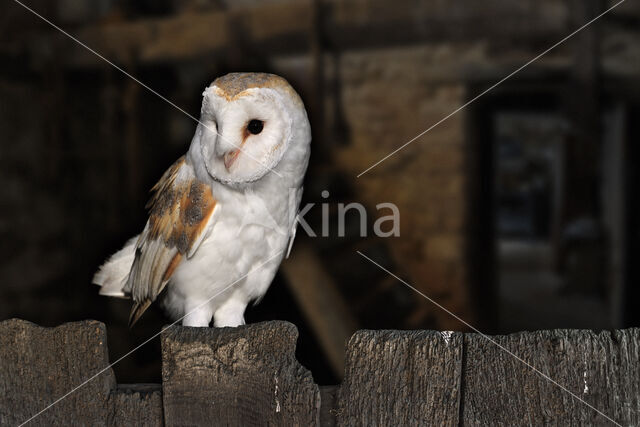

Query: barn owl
left=93, top=73, right=311, bottom=327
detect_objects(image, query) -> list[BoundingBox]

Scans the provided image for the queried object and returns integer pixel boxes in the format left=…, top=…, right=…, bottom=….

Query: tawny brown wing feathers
left=126, top=156, right=217, bottom=327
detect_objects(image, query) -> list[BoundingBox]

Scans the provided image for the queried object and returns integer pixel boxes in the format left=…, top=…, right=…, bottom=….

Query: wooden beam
left=48, top=0, right=569, bottom=67
left=280, top=241, right=358, bottom=378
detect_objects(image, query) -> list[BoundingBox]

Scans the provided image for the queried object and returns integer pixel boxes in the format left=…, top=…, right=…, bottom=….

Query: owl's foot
left=213, top=297, right=247, bottom=327
left=182, top=303, right=213, bottom=327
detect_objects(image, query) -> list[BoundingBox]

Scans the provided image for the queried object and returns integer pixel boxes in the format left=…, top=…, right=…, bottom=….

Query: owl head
left=189, top=73, right=311, bottom=186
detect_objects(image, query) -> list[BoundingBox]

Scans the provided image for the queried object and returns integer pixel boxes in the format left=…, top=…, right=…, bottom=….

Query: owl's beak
left=223, top=150, right=239, bottom=170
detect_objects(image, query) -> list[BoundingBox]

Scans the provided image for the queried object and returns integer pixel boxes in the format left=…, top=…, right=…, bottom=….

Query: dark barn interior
left=1, top=0, right=639, bottom=387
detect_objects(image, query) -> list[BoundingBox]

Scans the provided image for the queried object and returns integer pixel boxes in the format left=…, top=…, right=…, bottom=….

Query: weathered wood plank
left=0, top=319, right=163, bottom=426
left=2, top=318, right=639, bottom=425
left=337, top=330, right=463, bottom=426
left=161, top=321, right=320, bottom=426
left=0, top=319, right=162, bottom=426
left=461, top=329, right=640, bottom=425
left=0, top=319, right=115, bottom=426
left=108, top=384, right=163, bottom=426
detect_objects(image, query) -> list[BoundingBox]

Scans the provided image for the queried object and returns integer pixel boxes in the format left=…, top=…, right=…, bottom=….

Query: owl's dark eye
left=247, top=119, right=264, bottom=135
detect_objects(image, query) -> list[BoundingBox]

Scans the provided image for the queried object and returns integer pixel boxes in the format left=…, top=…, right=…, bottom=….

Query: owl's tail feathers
left=128, top=300, right=151, bottom=328
left=92, top=236, right=138, bottom=299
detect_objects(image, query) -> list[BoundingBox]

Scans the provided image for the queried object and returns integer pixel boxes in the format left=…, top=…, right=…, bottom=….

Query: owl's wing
left=124, top=156, right=218, bottom=327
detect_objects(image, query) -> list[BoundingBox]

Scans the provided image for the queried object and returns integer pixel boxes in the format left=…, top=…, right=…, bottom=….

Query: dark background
left=1, top=0, right=638, bottom=386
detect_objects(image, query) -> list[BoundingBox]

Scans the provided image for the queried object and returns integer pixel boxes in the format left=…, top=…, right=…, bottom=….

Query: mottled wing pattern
left=125, top=156, right=218, bottom=326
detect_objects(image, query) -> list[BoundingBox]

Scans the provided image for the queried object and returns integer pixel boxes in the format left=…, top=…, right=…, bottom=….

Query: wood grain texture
left=0, top=319, right=115, bottom=425
left=461, top=329, right=640, bottom=426
left=161, top=321, right=320, bottom=426
left=0, top=319, right=163, bottom=426
left=108, top=384, right=163, bottom=426
left=1, top=319, right=639, bottom=425
left=337, top=329, right=463, bottom=426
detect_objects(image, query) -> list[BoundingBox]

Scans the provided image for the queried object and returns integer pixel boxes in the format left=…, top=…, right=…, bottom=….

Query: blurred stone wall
left=335, top=45, right=476, bottom=328
left=1, top=0, right=639, bottom=382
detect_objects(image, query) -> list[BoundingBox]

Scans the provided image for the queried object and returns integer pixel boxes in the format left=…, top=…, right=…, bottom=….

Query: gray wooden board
left=0, top=319, right=163, bottom=426
left=337, top=329, right=463, bottom=426
left=0, top=319, right=116, bottom=426
left=108, top=384, right=163, bottom=426
left=161, top=320, right=320, bottom=426
left=461, top=329, right=640, bottom=426
left=2, top=318, right=639, bottom=426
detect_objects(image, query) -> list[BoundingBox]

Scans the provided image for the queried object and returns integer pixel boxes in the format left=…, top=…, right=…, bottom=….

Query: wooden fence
left=0, top=319, right=638, bottom=425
